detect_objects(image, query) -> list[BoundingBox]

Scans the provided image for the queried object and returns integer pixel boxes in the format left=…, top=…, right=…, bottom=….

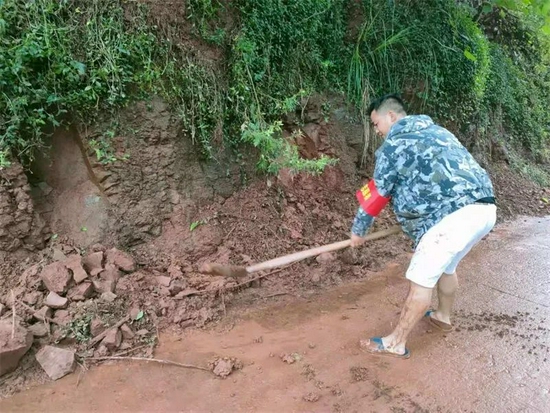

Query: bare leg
left=432, top=272, right=458, bottom=325
left=379, top=281, right=432, bottom=355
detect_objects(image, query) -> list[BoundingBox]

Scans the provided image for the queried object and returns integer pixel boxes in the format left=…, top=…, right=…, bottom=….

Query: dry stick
left=86, top=356, right=211, bottom=372
left=87, top=316, right=130, bottom=349
left=113, top=344, right=150, bottom=358
left=11, top=290, right=15, bottom=340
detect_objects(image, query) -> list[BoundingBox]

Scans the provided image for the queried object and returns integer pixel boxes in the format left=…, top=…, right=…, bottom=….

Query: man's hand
left=350, top=233, right=367, bottom=248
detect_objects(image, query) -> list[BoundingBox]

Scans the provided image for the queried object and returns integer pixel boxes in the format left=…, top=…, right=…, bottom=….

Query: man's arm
left=350, top=141, right=401, bottom=246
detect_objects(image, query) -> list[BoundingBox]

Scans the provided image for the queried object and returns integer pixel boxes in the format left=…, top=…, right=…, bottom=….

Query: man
left=351, top=94, right=496, bottom=358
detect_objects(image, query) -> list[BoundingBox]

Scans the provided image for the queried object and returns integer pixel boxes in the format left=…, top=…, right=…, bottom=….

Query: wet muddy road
left=1, top=216, right=549, bottom=412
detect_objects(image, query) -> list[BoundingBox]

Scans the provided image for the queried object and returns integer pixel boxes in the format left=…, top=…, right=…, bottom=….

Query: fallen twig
left=87, top=316, right=130, bottom=349
left=86, top=356, right=211, bottom=372
left=113, top=344, right=150, bottom=357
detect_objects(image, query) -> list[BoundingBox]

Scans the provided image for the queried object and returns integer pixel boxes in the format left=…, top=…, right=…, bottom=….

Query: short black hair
left=368, top=93, right=407, bottom=116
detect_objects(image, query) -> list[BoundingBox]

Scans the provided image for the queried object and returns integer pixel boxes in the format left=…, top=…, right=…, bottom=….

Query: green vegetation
left=0, top=0, right=548, bottom=181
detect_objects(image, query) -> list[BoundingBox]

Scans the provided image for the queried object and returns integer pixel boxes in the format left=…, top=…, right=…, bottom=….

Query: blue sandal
left=425, top=310, right=453, bottom=332
left=360, top=337, right=410, bottom=359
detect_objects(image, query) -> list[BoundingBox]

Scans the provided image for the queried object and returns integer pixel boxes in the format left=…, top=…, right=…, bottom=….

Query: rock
left=89, top=243, right=106, bottom=252
left=21, top=264, right=40, bottom=283
left=90, top=318, right=106, bottom=337
left=316, top=252, right=336, bottom=264
left=82, top=251, right=104, bottom=276
left=168, top=280, right=184, bottom=296
left=105, top=248, right=136, bottom=273
left=167, top=263, right=183, bottom=279
left=303, top=392, right=321, bottom=402
left=22, top=291, right=42, bottom=306
left=155, top=276, right=171, bottom=287
left=92, top=278, right=116, bottom=294
left=0, top=304, right=5, bottom=317
left=94, top=345, right=109, bottom=358
left=53, top=310, right=71, bottom=326
left=129, top=307, right=141, bottom=321
left=174, top=288, right=199, bottom=299
left=68, top=282, right=94, bottom=301
left=212, top=358, right=235, bottom=378
left=120, top=324, right=135, bottom=340
left=37, top=181, right=53, bottom=196
left=311, top=271, right=322, bottom=284
left=0, top=320, right=33, bottom=376
left=119, top=342, right=132, bottom=351
left=63, top=255, right=88, bottom=284
left=52, top=248, right=67, bottom=262
left=40, top=262, right=72, bottom=294
left=35, top=346, right=75, bottom=380
left=136, top=329, right=149, bottom=336
left=101, top=328, right=122, bottom=351
left=45, top=292, right=68, bottom=309
left=100, top=291, right=117, bottom=303
left=29, top=323, right=50, bottom=338
left=99, top=263, right=121, bottom=283
left=33, top=306, right=53, bottom=322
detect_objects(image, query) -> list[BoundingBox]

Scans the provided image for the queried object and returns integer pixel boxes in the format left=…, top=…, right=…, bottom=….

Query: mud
left=1, top=216, right=548, bottom=412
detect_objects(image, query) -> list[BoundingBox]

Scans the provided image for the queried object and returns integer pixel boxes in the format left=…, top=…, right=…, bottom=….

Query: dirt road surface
left=1, top=216, right=549, bottom=412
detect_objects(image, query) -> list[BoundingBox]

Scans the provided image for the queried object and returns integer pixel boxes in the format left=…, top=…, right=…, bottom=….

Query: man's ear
left=388, top=111, right=397, bottom=123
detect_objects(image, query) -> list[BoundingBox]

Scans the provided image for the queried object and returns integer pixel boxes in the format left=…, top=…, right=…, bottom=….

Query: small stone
left=168, top=281, right=184, bottom=296
left=89, top=243, right=106, bottom=252
left=311, top=272, right=321, bottom=283
left=100, top=291, right=117, bottom=303
left=99, top=263, right=121, bottom=282
left=29, top=323, right=50, bottom=338
left=52, top=248, right=67, bottom=262
left=167, top=264, right=183, bottom=279
left=0, top=320, right=33, bottom=376
left=68, top=282, right=94, bottom=301
left=174, top=289, right=199, bottom=299
left=120, top=324, right=135, bottom=340
left=23, top=291, right=42, bottom=306
left=102, top=328, right=122, bottom=351
left=45, top=292, right=68, bottom=309
left=94, top=345, right=109, bottom=358
left=35, top=346, right=75, bottom=380
left=316, top=252, right=336, bottom=264
left=53, top=310, right=71, bottom=326
left=82, top=251, right=104, bottom=276
left=155, top=276, right=172, bottom=287
left=129, top=307, right=140, bottom=320
left=90, top=318, right=106, bottom=337
left=0, top=304, right=5, bottom=317
left=136, top=329, right=149, bottom=336
left=40, top=262, right=72, bottom=294
left=33, top=306, right=53, bottom=322
left=212, top=358, right=235, bottom=378
left=303, top=392, right=321, bottom=402
left=92, top=278, right=116, bottom=294
left=105, top=248, right=136, bottom=273
left=119, top=342, right=132, bottom=351
left=63, top=255, right=88, bottom=284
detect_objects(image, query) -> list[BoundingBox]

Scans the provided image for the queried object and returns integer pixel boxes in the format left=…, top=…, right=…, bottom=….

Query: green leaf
left=80, top=226, right=88, bottom=232
left=51, top=234, right=58, bottom=240
left=542, top=197, right=549, bottom=204
left=135, top=310, right=144, bottom=321
left=189, top=220, right=203, bottom=231
left=464, top=49, right=477, bottom=62
left=482, top=4, right=493, bottom=14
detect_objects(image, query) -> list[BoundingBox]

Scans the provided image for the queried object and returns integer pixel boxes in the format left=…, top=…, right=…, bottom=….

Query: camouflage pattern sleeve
left=351, top=206, right=374, bottom=237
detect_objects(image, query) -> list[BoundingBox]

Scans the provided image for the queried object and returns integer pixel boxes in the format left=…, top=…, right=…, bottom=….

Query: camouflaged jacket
left=351, top=115, right=495, bottom=246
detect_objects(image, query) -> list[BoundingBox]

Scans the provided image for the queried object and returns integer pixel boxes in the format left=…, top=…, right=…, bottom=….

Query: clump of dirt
left=350, top=366, right=370, bottom=382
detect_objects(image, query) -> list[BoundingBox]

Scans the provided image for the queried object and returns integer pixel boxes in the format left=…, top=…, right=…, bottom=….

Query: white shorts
left=405, top=203, right=497, bottom=288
